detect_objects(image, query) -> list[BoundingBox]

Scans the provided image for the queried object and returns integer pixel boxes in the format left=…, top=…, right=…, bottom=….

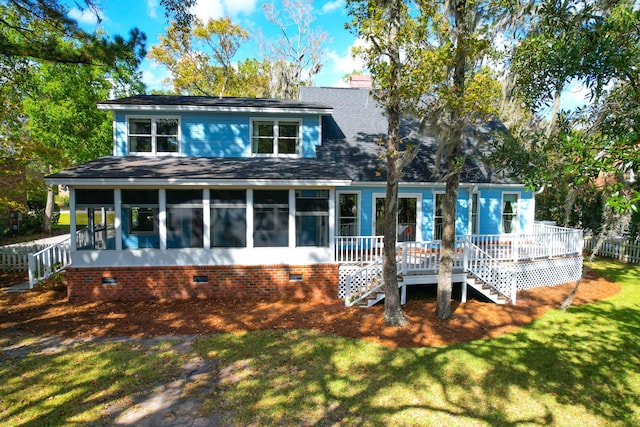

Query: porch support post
left=159, top=189, right=167, bottom=251
left=461, top=280, right=468, bottom=303
left=401, top=284, right=406, bottom=305
left=69, top=188, right=76, bottom=251
left=203, top=189, right=211, bottom=249
left=246, top=189, right=254, bottom=248
left=329, top=189, right=335, bottom=262
left=288, top=189, right=296, bottom=248
left=114, top=189, right=122, bottom=251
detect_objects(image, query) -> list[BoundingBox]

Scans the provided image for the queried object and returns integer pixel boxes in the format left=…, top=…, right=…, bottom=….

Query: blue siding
left=338, top=185, right=535, bottom=239
left=113, top=111, right=321, bottom=158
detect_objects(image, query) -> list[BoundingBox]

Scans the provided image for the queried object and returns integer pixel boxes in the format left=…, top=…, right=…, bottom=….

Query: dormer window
left=251, top=119, right=301, bottom=156
left=128, top=117, right=180, bottom=155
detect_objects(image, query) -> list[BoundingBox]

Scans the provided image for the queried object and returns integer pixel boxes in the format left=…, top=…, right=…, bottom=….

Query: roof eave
left=45, top=177, right=352, bottom=188
left=97, top=104, right=333, bottom=115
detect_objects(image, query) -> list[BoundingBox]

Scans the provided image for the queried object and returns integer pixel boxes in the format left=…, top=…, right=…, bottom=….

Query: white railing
left=464, top=240, right=517, bottom=303
left=334, top=236, right=384, bottom=265
left=397, top=240, right=465, bottom=274
left=28, top=236, right=73, bottom=287
left=344, top=257, right=384, bottom=307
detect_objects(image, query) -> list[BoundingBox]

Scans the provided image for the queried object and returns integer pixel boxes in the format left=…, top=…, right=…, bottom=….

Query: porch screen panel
left=502, top=194, right=519, bottom=234
left=75, top=189, right=115, bottom=250
left=210, top=190, right=246, bottom=247
left=253, top=190, right=288, bottom=247
left=338, top=193, right=358, bottom=236
left=167, top=190, right=204, bottom=248
left=295, top=190, right=329, bottom=247
left=121, top=190, right=159, bottom=249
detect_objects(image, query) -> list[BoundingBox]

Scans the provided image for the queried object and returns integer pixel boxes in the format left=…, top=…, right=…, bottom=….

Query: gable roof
left=299, top=87, right=516, bottom=185
left=98, top=95, right=333, bottom=115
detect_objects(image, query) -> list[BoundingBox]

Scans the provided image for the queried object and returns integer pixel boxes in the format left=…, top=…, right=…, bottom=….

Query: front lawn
left=192, top=259, right=639, bottom=425
left=0, top=259, right=637, bottom=425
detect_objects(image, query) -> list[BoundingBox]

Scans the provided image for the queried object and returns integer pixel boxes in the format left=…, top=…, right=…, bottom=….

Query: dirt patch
left=0, top=269, right=620, bottom=348
left=0, top=271, right=28, bottom=288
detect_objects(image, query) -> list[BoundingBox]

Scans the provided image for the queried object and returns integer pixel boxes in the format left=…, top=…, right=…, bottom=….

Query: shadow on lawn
left=191, top=298, right=639, bottom=425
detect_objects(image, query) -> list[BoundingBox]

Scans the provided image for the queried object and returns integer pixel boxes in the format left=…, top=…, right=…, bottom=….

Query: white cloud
left=327, top=38, right=368, bottom=75
left=321, top=0, right=344, bottom=14
left=140, top=60, right=171, bottom=91
left=192, top=0, right=257, bottom=22
left=146, top=0, right=159, bottom=19
left=68, top=7, right=100, bottom=26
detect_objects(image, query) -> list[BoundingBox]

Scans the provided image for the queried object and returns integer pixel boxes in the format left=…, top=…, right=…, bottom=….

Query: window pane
left=211, top=207, right=246, bottom=247
left=157, top=118, right=178, bottom=135
left=296, top=216, right=328, bottom=246
left=129, top=118, right=151, bottom=135
left=254, top=190, right=289, bottom=247
left=76, top=189, right=114, bottom=206
left=167, top=207, right=203, bottom=248
left=338, top=193, right=358, bottom=237
left=502, top=194, right=518, bottom=234
left=278, top=122, right=299, bottom=154
left=129, top=136, right=152, bottom=152
left=167, top=189, right=202, bottom=205
left=253, top=121, right=274, bottom=137
left=375, top=198, right=385, bottom=236
left=157, top=136, right=179, bottom=152
left=254, top=137, right=274, bottom=154
left=211, top=190, right=246, bottom=204
left=122, top=190, right=158, bottom=205
left=398, top=198, right=416, bottom=242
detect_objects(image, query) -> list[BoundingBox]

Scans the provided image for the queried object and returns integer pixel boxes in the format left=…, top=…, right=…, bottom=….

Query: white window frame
left=372, top=192, right=422, bottom=241
left=126, top=115, right=181, bottom=156
left=336, top=191, right=360, bottom=237
left=250, top=118, right=302, bottom=157
left=501, top=192, right=520, bottom=234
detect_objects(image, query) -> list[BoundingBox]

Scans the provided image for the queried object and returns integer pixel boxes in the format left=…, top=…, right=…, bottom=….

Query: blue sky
left=67, top=0, right=364, bottom=92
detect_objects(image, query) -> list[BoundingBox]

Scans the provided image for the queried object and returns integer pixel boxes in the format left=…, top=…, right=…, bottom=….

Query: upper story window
left=128, top=117, right=180, bottom=155
left=251, top=119, right=301, bottom=156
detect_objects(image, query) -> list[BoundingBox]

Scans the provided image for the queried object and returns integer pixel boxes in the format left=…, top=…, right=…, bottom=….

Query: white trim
left=125, top=115, right=181, bottom=155
left=501, top=192, right=520, bottom=234
left=114, top=189, right=122, bottom=251
left=336, top=190, right=361, bottom=237
left=69, top=188, right=77, bottom=251
left=203, top=189, right=211, bottom=249
left=246, top=189, right=254, bottom=248
left=250, top=117, right=302, bottom=157
left=45, top=178, right=351, bottom=187
left=329, top=189, right=335, bottom=259
left=111, top=116, right=117, bottom=156
left=288, top=189, right=296, bottom=248
left=159, top=189, right=167, bottom=250
left=353, top=181, right=526, bottom=189
left=98, top=104, right=333, bottom=115
left=372, top=192, right=422, bottom=240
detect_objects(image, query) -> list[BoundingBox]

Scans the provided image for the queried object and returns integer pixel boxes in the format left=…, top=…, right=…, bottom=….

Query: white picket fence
left=0, top=244, right=46, bottom=272
left=583, top=236, right=640, bottom=265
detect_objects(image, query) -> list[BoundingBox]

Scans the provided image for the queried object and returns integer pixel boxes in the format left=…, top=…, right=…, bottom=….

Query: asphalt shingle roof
left=98, top=95, right=332, bottom=111
left=299, top=87, right=516, bottom=185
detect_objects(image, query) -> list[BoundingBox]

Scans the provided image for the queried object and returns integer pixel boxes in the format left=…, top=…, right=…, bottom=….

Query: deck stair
left=343, top=258, right=385, bottom=307
left=465, top=275, right=509, bottom=304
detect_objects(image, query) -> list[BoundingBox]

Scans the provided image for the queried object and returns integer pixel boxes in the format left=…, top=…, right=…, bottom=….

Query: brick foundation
left=66, top=264, right=340, bottom=303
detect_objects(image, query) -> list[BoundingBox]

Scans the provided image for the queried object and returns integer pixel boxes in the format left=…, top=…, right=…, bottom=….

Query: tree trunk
left=43, top=165, right=54, bottom=234
left=383, top=155, right=407, bottom=326
left=436, top=0, right=467, bottom=320
left=381, top=0, right=407, bottom=327
left=437, top=166, right=460, bottom=319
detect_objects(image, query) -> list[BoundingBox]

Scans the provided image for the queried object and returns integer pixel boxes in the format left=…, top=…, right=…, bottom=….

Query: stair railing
left=464, top=239, right=517, bottom=303
left=344, top=257, right=384, bottom=307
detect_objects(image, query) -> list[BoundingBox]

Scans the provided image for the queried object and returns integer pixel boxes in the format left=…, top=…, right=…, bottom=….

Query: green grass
left=57, top=211, right=114, bottom=227
left=1, top=259, right=638, bottom=426
left=0, top=339, right=182, bottom=426
left=191, top=258, right=640, bottom=425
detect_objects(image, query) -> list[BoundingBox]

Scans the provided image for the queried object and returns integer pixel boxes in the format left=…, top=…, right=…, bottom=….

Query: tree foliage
left=149, top=18, right=274, bottom=97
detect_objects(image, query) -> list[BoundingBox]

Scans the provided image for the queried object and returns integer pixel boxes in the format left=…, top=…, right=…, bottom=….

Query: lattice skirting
left=338, top=265, right=363, bottom=299
left=514, top=256, right=583, bottom=290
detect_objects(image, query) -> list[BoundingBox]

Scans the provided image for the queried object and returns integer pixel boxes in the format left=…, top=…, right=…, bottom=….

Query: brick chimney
left=349, top=75, right=373, bottom=88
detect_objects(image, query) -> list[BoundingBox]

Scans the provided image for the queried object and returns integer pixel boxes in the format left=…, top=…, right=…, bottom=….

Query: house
left=45, top=86, right=583, bottom=305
